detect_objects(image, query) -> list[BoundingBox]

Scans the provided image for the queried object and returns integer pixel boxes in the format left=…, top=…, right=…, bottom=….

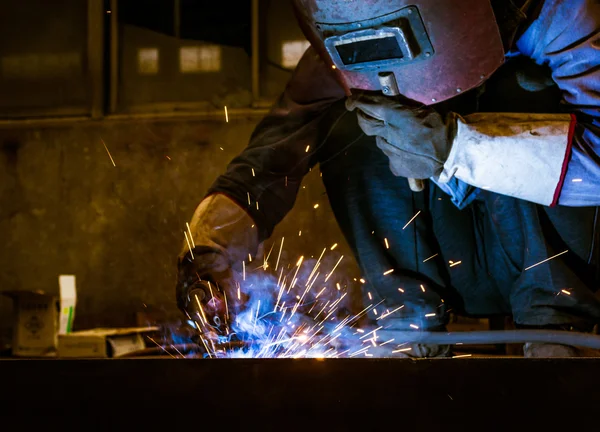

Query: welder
left=177, top=0, right=600, bottom=357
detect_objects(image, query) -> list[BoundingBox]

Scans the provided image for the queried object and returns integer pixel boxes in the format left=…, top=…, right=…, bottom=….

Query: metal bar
left=251, top=0, right=260, bottom=102
left=0, top=359, right=599, bottom=428
left=87, top=0, right=105, bottom=119
left=109, top=0, right=119, bottom=114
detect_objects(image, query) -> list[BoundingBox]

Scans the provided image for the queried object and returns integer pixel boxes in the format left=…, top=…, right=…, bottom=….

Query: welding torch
left=378, top=72, right=425, bottom=193
left=183, top=280, right=228, bottom=338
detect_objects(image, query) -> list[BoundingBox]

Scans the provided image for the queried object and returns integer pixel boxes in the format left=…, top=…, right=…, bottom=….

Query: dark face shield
left=293, top=0, right=505, bottom=104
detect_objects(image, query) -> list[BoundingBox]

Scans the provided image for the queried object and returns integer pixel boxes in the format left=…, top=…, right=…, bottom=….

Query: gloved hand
left=346, top=94, right=457, bottom=180
left=176, top=194, right=258, bottom=318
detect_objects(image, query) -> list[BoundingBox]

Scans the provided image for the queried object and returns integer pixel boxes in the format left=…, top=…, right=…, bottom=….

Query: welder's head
left=292, top=0, right=504, bottom=105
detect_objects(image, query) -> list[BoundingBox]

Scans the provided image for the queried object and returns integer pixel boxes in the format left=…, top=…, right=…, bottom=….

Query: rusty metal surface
left=293, top=0, right=505, bottom=104
left=1, top=358, right=599, bottom=428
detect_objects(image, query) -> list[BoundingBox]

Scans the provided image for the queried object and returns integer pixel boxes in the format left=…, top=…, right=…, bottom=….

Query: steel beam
left=0, top=358, right=599, bottom=428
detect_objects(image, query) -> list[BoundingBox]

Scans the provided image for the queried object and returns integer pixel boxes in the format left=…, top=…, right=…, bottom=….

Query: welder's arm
left=441, top=0, right=600, bottom=206
left=206, top=48, right=346, bottom=242
left=177, top=49, right=344, bottom=312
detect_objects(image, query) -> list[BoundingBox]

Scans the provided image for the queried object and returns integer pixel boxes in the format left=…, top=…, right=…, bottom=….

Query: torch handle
left=408, top=178, right=425, bottom=193
left=377, top=74, right=426, bottom=194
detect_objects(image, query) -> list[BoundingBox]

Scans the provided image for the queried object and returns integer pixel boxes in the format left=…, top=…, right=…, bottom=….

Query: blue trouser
left=318, top=58, right=600, bottom=330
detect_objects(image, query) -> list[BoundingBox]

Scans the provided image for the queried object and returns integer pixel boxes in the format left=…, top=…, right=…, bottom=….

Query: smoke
left=215, top=252, right=368, bottom=358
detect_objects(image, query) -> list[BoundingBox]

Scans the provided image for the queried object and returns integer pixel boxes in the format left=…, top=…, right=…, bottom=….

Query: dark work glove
left=346, top=94, right=457, bottom=179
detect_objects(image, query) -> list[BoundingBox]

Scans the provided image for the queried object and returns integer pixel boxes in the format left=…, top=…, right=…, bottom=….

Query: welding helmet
left=292, top=0, right=505, bottom=105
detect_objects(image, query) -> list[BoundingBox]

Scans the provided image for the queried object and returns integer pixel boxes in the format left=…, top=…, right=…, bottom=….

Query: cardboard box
left=2, top=291, right=59, bottom=357
left=58, top=327, right=159, bottom=358
left=3, top=275, right=76, bottom=357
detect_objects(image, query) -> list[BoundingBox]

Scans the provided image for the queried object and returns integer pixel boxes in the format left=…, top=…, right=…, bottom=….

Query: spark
left=220, top=147, right=224, bottom=151
left=368, top=292, right=373, bottom=300
left=572, top=178, right=583, bottom=182
left=324, top=255, right=344, bottom=282
left=524, top=250, right=569, bottom=271
left=185, top=223, right=195, bottom=248
left=243, top=261, right=246, bottom=280
left=101, top=139, right=116, bottom=167
left=207, top=281, right=215, bottom=302
left=299, top=231, right=302, bottom=236
left=247, top=192, right=251, bottom=205
left=398, top=288, right=405, bottom=293
left=384, top=238, right=390, bottom=249
left=410, top=324, right=419, bottom=329
left=165, top=155, right=171, bottom=160
left=251, top=168, right=255, bottom=177
left=383, top=269, right=394, bottom=276
left=425, top=313, right=436, bottom=318
left=336, top=283, right=341, bottom=291
left=377, top=305, right=405, bottom=321
left=171, top=345, right=184, bottom=358
left=288, top=256, right=304, bottom=291
left=305, top=145, right=311, bottom=153
left=275, top=237, right=284, bottom=271
left=314, top=301, right=330, bottom=320
left=306, top=248, right=327, bottom=286
left=393, top=347, right=412, bottom=353
left=380, top=339, right=395, bottom=346
left=449, top=261, right=462, bottom=268
left=248, top=253, right=252, bottom=263
left=360, top=278, right=366, bottom=284
left=359, top=326, right=383, bottom=340
left=184, top=231, right=195, bottom=260
left=420, top=284, right=426, bottom=292
left=315, top=287, right=326, bottom=298
left=423, top=253, right=438, bottom=263
left=275, top=280, right=286, bottom=312
left=194, top=294, right=208, bottom=324
left=402, top=211, right=422, bottom=230
left=452, top=354, right=473, bottom=359
left=237, top=282, right=241, bottom=300
left=147, top=337, right=176, bottom=359
left=561, top=289, right=571, bottom=295
left=224, top=106, right=229, bottom=122
left=349, top=347, right=369, bottom=357
left=256, top=201, right=259, bottom=210
left=223, top=290, right=229, bottom=320
left=331, top=243, right=338, bottom=250
left=314, top=204, right=320, bottom=209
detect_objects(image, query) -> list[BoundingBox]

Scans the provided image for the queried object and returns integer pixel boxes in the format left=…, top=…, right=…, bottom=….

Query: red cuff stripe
left=550, top=114, right=577, bottom=207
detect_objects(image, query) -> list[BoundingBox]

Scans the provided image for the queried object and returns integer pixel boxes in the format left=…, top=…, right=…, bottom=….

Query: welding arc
left=388, top=330, right=600, bottom=350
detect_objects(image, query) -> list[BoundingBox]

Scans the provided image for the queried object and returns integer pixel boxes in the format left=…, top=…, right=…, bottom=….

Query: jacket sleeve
left=207, top=48, right=346, bottom=241
left=516, top=0, right=600, bottom=206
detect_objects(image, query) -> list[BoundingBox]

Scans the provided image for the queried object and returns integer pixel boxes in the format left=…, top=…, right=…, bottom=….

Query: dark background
left=0, top=0, right=360, bottom=345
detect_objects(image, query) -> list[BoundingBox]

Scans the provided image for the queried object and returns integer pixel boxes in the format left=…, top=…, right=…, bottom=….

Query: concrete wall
left=0, top=116, right=359, bottom=342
